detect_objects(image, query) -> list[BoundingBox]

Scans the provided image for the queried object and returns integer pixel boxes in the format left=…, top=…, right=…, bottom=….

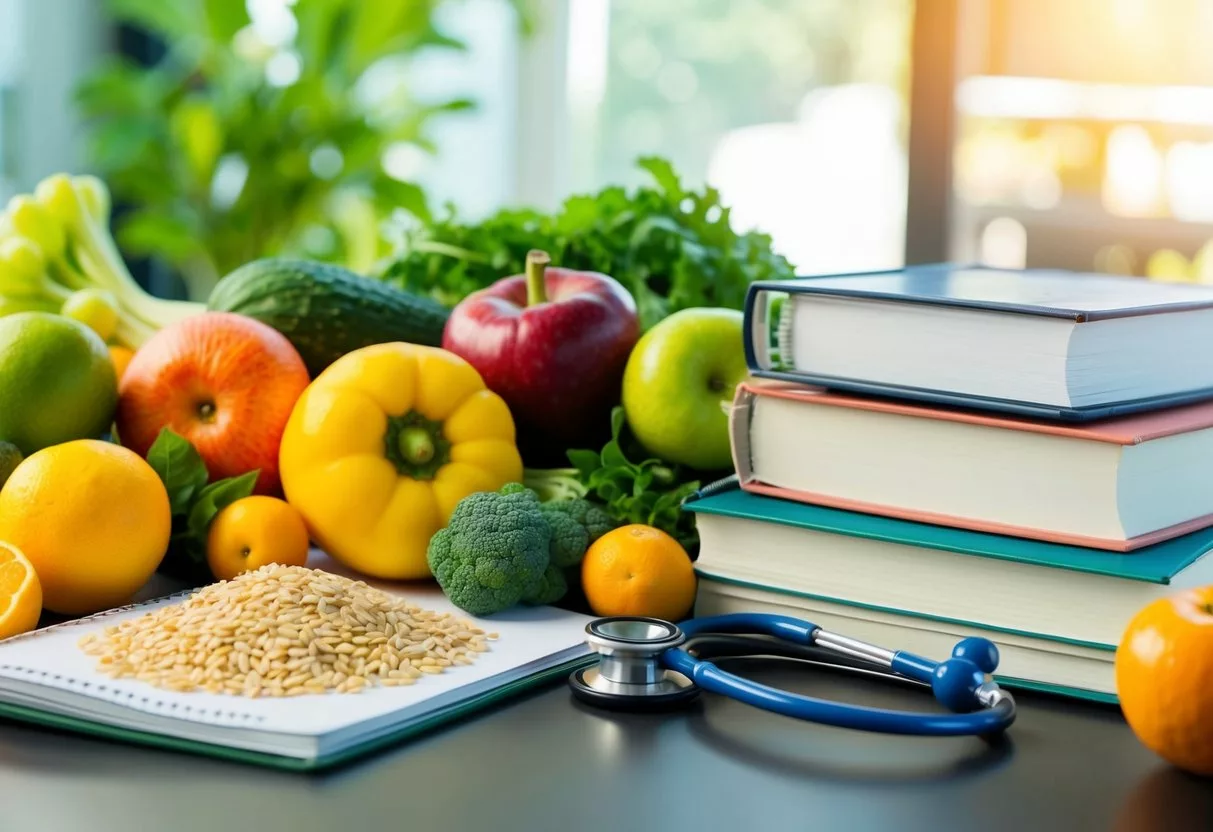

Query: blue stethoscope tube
left=571, top=613, right=1016, bottom=737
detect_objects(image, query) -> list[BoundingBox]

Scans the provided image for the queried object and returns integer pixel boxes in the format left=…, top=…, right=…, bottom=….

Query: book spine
left=742, top=283, right=778, bottom=372
left=728, top=385, right=757, bottom=488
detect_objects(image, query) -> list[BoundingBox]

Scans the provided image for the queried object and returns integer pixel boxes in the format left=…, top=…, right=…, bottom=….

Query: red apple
left=442, top=251, right=640, bottom=463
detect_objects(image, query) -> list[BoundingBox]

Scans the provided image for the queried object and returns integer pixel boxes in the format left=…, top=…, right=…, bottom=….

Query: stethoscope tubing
left=573, top=612, right=1016, bottom=737
left=663, top=647, right=1013, bottom=736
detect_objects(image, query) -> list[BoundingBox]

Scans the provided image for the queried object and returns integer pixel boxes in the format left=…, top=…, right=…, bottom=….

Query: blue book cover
left=684, top=484, right=1213, bottom=584
left=743, top=263, right=1213, bottom=421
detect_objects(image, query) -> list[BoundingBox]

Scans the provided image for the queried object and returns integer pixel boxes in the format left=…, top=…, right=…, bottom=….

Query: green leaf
left=610, top=406, right=626, bottom=440
left=373, top=177, right=432, bottom=224
left=567, top=449, right=601, bottom=479
left=146, top=428, right=210, bottom=516
left=73, top=60, right=152, bottom=116
left=293, top=0, right=350, bottom=74
left=637, top=156, right=684, bottom=201
left=107, top=0, right=197, bottom=39
left=600, top=440, right=629, bottom=471
left=186, top=470, right=260, bottom=538
left=203, top=0, right=251, bottom=42
left=117, top=210, right=202, bottom=260
left=170, top=96, right=224, bottom=185
left=87, top=118, right=162, bottom=172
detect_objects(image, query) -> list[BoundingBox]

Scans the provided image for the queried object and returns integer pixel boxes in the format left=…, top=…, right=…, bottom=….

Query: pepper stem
left=383, top=410, right=451, bottom=480
left=525, top=249, right=551, bottom=307
left=399, top=426, right=435, bottom=465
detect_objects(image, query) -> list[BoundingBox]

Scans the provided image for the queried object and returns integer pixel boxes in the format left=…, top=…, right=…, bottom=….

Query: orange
left=108, top=345, right=134, bottom=381
left=207, top=495, right=311, bottom=581
left=0, top=541, right=41, bottom=639
left=116, top=312, right=310, bottom=496
left=581, top=524, right=696, bottom=621
left=1115, top=586, right=1213, bottom=776
left=0, top=439, right=171, bottom=616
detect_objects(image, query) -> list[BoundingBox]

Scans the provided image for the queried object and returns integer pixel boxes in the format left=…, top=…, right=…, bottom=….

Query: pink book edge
left=726, top=380, right=1213, bottom=551
left=738, top=379, right=1213, bottom=445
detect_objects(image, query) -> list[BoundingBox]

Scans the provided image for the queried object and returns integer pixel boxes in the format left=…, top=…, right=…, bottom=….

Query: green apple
left=622, top=307, right=748, bottom=471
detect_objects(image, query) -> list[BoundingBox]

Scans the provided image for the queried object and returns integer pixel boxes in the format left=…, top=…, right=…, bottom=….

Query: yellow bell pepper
left=279, top=342, right=523, bottom=580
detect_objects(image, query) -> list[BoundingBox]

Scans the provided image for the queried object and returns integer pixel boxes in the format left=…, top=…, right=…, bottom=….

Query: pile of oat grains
left=78, top=564, right=496, bottom=697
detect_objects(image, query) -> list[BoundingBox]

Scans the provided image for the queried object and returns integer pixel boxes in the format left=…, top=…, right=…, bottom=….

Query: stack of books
left=684, top=263, right=1213, bottom=703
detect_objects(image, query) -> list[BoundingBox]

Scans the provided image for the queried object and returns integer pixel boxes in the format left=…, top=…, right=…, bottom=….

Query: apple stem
left=525, top=249, right=551, bottom=307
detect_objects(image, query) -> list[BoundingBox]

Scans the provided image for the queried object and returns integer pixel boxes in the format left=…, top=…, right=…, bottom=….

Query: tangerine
left=1115, top=587, right=1213, bottom=777
left=581, top=524, right=696, bottom=621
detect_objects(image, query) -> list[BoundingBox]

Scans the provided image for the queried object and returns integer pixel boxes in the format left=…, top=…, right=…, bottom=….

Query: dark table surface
left=1, top=655, right=1210, bottom=832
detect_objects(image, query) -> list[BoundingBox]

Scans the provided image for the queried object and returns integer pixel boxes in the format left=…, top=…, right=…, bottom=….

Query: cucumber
left=208, top=258, right=452, bottom=376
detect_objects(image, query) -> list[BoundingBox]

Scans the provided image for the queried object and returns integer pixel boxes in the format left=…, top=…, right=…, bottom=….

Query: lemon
left=0, top=541, right=41, bottom=639
left=0, top=439, right=171, bottom=616
left=0, top=312, right=118, bottom=454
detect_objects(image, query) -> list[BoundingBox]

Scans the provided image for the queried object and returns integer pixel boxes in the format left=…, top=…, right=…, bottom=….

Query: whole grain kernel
left=77, top=564, right=490, bottom=697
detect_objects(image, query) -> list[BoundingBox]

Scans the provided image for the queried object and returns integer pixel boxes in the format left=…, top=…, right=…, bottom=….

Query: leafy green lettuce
left=378, top=157, right=797, bottom=329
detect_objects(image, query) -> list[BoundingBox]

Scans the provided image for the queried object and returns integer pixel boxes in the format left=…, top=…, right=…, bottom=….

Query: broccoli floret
left=426, top=484, right=551, bottom=616
left=522, top=564, right=568, bottom=606
left=542, top=507, right=590, bottom=568
left=540, top=498, right=618, bottom=546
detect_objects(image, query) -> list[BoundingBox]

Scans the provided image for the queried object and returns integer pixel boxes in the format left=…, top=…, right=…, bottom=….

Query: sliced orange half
left=0, top=541, right=41, bottom=639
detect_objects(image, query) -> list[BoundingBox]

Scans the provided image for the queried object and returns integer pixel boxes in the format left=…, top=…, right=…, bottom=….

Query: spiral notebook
left=0, top=553, right=594, bottom=771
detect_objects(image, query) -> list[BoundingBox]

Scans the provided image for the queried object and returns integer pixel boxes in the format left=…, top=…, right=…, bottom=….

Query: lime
left=0, top=312, right=118, bottom=454
left=0, top=441, right=21, bottom=490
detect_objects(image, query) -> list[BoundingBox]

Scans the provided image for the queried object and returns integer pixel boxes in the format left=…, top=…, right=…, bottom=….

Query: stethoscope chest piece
left=569, top=617, right=699, bottom=710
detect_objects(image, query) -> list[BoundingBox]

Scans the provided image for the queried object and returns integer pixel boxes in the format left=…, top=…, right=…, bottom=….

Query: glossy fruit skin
left=116, top=312, right=310, bottom=496
left=207, top=258, right=451, bottom=376
left=622, top=307, right=747, bottom=471
left=580, top=524, right=697, bottom=621
left=0, top=439, right=171, bottom=615
left=278, top=342, right=523, bottom=580
left=0, top=312, right=117, bottom=455
left=0, top=541, right=41, bottom=639
left=1115, top=587, right=1213, bottom=777
left=441, top=268, right=639, bottom=464
left=206, top=496, right=310, bottom=581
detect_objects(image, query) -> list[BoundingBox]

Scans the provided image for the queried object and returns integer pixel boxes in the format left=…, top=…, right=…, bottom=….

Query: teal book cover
left=684, top=482, right=1213, bottom=584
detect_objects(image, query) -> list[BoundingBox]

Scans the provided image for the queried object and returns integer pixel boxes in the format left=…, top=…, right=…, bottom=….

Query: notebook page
left=0, top=551, right=593, bottom=741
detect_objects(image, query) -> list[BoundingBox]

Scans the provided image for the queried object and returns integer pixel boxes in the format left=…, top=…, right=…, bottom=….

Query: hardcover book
left=743, top=263, right=1213, bottom=420
left=728, top=379, right=1213, bottom=550
left=694, top=575, right=1117, bottom=704
left=682, top=484, right=1213, bottom=650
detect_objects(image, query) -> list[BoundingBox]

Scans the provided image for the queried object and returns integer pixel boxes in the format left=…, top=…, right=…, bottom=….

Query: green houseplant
left=75, top=0, right=529, bottom=299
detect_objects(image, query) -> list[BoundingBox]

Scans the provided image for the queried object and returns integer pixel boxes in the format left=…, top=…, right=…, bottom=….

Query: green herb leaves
left=147, top=426, right=209, bottom=514
left=380, top=156, right=797, bottom=330
left=145, top=428, right=259, bottom=584
left=567, top=407, right=701, bottom=553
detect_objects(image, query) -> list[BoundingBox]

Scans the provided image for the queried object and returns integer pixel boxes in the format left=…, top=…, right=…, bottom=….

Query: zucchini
left=208, top=258, right=451, bottom=376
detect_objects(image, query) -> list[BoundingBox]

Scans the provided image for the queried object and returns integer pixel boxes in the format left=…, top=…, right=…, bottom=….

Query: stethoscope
left=568, top=614, right=1016, bottom=736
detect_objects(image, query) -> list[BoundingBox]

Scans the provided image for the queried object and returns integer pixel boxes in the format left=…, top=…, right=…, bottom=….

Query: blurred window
left=560, top=0, right=915, bottom=275
left=950, top=0, right=1213, bottom=282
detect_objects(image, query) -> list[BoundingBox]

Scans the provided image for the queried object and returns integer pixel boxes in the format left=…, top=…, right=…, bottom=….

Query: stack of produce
left=0, top=162, right=772, bottom=684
